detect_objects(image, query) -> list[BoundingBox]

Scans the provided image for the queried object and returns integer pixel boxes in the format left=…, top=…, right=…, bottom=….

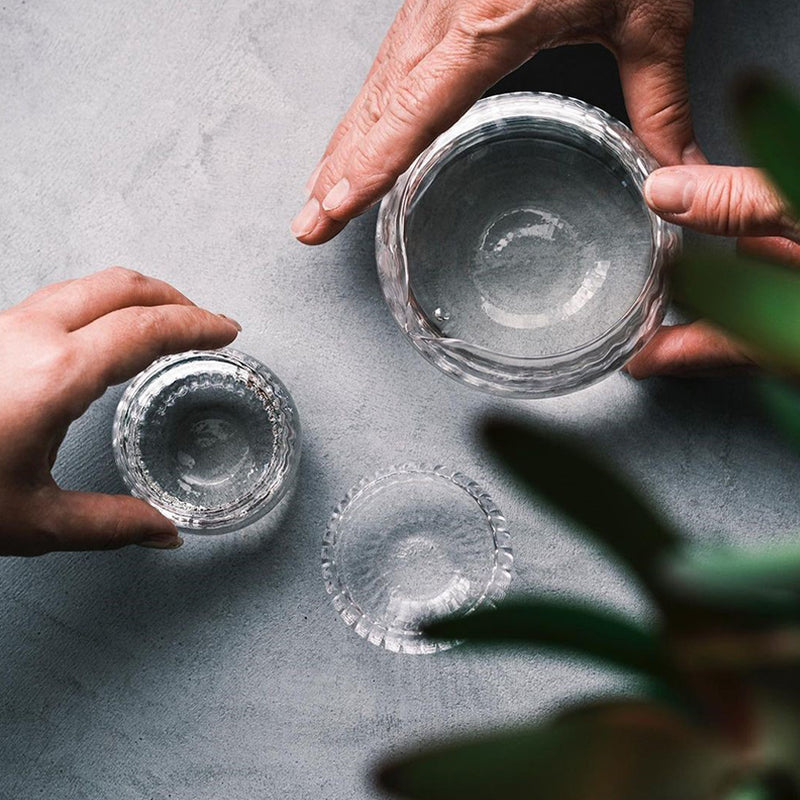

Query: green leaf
left=759, top=377, right=800, bottom=455
left=750, top=676, right=800, bottom=791
left=725, top=776, right=797, bottom=800
left=673, top=250, right=800, bottom=373
left=660, top=544, right=800, bottom=644
left=737, top=75, right=800, bottom=215
left=482, top=418, right=680, bottom=599
left=376, top=700, right=733, bottom=800
left=424, top=599, right=669, bottom=679
left=673, top=543, right=800, bottom=597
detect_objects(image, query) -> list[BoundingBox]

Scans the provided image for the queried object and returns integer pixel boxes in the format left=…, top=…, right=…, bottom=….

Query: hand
left=293, top=0, right=702, bottom=244
left=626, top=166, right=800, bottom=378
left=0, top=267, right=241, bottom=556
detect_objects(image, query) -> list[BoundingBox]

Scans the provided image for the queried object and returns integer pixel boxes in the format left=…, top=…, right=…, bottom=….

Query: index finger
left=69, top=304, right=241, bottom=410
left=617, top=47, right=702, bottom=166
left=35, top=266, right=195, bottom=331
left=298, top=33, right=525, bottom=244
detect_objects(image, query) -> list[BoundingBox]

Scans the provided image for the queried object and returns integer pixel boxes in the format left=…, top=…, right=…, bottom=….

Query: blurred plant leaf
left=672, top=543, right=800, bottom=597
left=660, top=537, right=800, bottom=643
left=424, top=599, right=669, bottom=679
left=726, top=776, right=797, bottom=800
left=673, top=251, right=800, bottom=374
left=482, top=418, right=680, bottom=599
left=659, top=555, right=800, bottom=645
left=749, top=675, right=800, bottom=793
left=737, top=75, right=800, bottom=215
left=377, top=700, right=733, bottom=800
left=759, top=378, right=800, bottom=455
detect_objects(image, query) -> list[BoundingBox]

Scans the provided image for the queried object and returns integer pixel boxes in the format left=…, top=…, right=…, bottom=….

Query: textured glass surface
left=322, top=465, right=513, bottom=654
left=377, top=92, right=682, bottom=397
left=113, top=349, right=301, bottom=533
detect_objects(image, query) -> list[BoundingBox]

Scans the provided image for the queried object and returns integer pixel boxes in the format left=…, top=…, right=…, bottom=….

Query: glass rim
left=112, top=347, right=301, bottom=533
left=376, top=91, right=682, bottom=397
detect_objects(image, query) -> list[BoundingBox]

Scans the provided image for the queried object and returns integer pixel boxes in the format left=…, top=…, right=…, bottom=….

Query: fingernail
left=645, top=170, right=697, bottom=214
left=138, top=534, right=184, bottom=550
left=304, top=159, right=325, bottom=199
left=291, top=197, right=320, bottom=238
left=681, top=141, right=708, bottom=166
left=322, top=178, right=349, bottom=212
left=218, top=313, right=242, bottom=331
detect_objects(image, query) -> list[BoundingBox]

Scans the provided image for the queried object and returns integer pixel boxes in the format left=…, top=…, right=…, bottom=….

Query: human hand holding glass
left=293, top=0, right=701, bottom=244
left=628, top=165, right=800, bottom=377
left=0, top=267, right=241, bottom=556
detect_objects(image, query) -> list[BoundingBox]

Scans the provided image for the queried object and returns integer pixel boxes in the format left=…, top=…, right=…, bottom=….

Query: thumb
left=644, top=165, right=799, bottom=239
left=44, top=491, right=183, bottom=552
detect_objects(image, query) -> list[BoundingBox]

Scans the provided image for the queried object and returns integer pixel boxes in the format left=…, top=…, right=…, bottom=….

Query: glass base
left=406, top=135, right=653, bottom=358
left=322, top=464, right=513, bottom=654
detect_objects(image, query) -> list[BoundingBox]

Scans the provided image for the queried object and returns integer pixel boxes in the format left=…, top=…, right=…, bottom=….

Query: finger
left=35, top=266, right=196, bottom=330
left=618, top=50, right=703, bottom=166
left=625, top=321, right=754, bottom=379
left=43, top=490, right=182, bottom=552
left=295, top=52, right=424, bottom=240
left=737, top=235, right=800, bottom=266
left=69, top=304, right=240, bottom=404
left=296, top=11, right=450, bottom=241
left=305, top=0, right=434, bottom=196
left=644, top=165, right=799, bottom=239
left=14, top=278, right=76, bottom=310
left=295, top=33, right=524, bottom=244
left=616, top=0, right=700, bottom=167
left=303, top=55, right=423, bottom=203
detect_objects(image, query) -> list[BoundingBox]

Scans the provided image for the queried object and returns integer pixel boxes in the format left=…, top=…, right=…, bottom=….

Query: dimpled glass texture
left=113, top=349, right=301, bottom=533
left=376, top=92, right=682, bottom=397
left=322, top=465, right=513, bottom=654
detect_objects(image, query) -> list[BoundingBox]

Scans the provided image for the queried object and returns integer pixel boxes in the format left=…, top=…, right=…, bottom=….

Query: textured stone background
left=1, top=1, right=799, bottom=798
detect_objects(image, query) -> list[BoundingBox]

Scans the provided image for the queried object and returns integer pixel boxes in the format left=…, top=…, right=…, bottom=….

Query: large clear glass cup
left=376, top=92, right=682, bottom=398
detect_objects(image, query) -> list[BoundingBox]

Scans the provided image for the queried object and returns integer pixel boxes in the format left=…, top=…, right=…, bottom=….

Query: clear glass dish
left=321, top=464, right=513, bottom=654
left=376, top=92, right=682, bottom=398
left=113, top=348, right=301, bottom=533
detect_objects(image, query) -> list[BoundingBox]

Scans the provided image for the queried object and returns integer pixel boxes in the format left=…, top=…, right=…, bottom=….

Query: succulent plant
left=375, top=76, right=800, bottom=800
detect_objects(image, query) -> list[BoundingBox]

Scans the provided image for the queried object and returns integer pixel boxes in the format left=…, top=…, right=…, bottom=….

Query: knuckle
left=642, top=90, right=692, bottom=134
left=132, top=306, right=170, bottom=347
left=6, top=306, right=42, bottom=332
left=391, top=82, right=426, bottom=126
left=704, top=173, right=738, bottom=235
left=98, top=517, right=133, bottom=550
left=31, top=526, right=61, bottom=555
left=25, top=501, right=64, bottom=555
left=31, top=338, right=79, bottom=382
left=751, top=176, right=789, bottom=229
left=450, top=1, right=526, bottom=42
left=704, top=170, right=786, bottom=235
left=624, top=1, right=692, bottom=48
left=105, top=265, right=148, bottom=291
left=361, top=83, right=388, bottom=129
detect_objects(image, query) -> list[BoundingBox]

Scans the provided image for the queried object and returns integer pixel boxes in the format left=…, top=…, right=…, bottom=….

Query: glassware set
left=113, top=93, right=679, bottom=652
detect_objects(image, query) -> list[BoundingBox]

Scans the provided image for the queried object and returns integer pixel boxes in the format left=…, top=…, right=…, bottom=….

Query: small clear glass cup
left=113, top=348, right=301, bottom=533
left=322, top=464, right=513, bottom=654
left=376, top=92, right=682, bottom=398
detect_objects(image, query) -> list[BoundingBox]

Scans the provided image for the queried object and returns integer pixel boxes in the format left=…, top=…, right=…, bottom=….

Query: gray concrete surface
left=1, top=1, right=799, bottom=798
